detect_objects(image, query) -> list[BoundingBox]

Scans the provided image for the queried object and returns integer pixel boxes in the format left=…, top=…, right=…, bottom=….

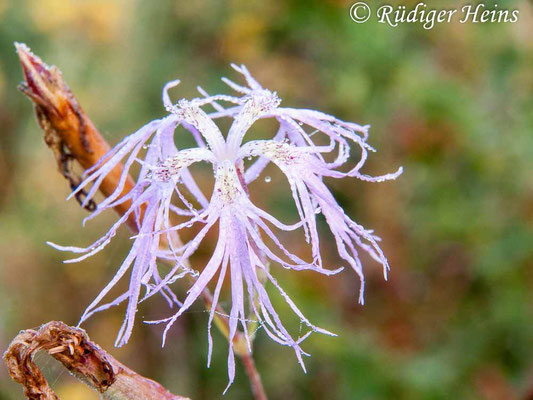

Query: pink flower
left=51, top=64, right=402, bottom=388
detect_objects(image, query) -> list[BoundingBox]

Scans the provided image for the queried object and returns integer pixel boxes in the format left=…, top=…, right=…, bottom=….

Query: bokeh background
left=0, top=0, right=532, bottom=399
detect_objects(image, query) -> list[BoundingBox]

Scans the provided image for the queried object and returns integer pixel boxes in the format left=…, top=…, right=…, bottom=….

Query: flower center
left=214, top=161, right=244, bottom=204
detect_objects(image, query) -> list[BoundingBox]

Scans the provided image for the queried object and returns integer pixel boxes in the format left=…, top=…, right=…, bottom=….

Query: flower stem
left=241, top=349, right=268, bottom=400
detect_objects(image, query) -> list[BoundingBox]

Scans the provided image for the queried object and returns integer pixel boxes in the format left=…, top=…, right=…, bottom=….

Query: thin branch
left=3, top=321, right=189, bottom=400
left=13, top=43, right=268, bottom=400
left=241, top=351, right=267, bottom=400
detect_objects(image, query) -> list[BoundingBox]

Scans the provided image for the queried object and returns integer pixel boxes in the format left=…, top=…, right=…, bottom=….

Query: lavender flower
left=51, top=64, right=402, bottom=388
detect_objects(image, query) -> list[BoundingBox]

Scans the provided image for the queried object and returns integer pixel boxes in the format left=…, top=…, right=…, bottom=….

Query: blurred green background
left=0, top=0, right=532, bottom=399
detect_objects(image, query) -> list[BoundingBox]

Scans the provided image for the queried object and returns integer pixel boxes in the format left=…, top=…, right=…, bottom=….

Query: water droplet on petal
left=264, top=176, right=271, bottom=183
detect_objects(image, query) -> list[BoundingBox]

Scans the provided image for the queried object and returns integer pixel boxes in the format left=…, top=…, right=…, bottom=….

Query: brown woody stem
left=3, top=321, right=189, bottom=400
left=15, top=42, right=137, bottom=228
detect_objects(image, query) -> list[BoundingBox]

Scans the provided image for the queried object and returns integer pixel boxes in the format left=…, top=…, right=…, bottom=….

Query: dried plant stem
left=14, top=43, right=267, bottom=400
left=3, top=321, right=189, bottom=400
left=15, top=42, right=137, bottom=228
